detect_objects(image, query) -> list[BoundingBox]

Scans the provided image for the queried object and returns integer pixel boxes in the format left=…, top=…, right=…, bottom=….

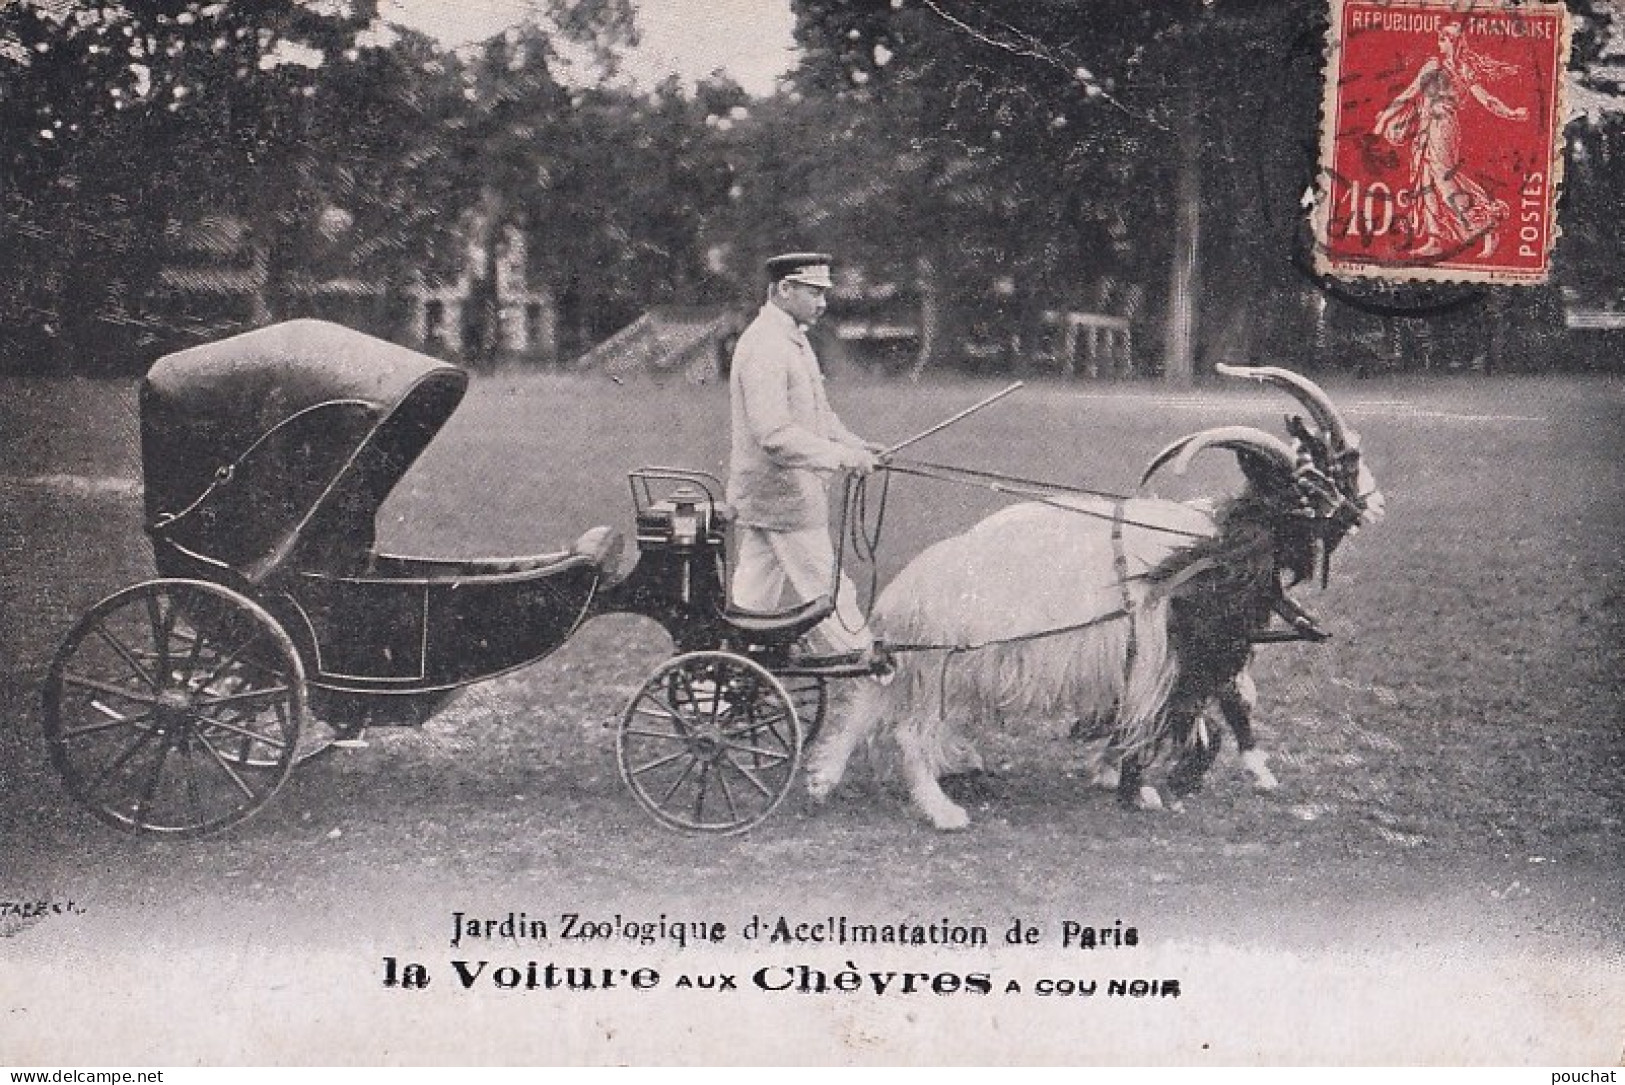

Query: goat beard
left=1320, top=523, right=1358, bottom=588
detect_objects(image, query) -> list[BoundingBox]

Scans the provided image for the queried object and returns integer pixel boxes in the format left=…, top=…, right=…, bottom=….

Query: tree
left=786, top=0, right=1625, bottom=380
left=0, top=0, right=408, bottom=367
left=786, top=0, right=1212, bottom=379
left=0, top=0, right=649, bottom=371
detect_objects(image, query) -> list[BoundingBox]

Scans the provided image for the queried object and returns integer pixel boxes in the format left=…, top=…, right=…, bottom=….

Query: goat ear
left=1235, top=447, right=1295, bottom=490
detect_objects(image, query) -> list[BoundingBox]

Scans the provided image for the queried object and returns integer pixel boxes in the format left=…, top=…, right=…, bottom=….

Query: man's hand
left=838, top=445, right=880, bottom=476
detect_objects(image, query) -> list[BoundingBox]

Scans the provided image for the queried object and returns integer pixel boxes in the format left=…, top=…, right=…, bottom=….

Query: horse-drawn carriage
left=42, top=320, right=870, bottom=839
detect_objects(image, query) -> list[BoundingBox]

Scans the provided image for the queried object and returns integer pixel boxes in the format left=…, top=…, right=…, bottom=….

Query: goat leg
left=1220, top=669, right=1279, bottom=791
left=1113, top=753, right=1164, bottom=811
left=1168, top=706, right=1221, bottom=799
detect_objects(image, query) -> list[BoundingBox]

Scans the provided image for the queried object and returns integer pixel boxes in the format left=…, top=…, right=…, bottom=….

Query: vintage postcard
left=1, top=0, right=1621, bottom=1070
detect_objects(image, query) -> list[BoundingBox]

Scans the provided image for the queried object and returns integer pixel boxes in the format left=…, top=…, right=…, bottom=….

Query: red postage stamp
left=1315, top=0, right=1571, bottom=283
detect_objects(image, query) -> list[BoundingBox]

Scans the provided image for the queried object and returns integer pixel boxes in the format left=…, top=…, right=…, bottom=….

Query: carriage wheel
left=275, top=707, right=364, bottom=766
left=778, top=675, right=828, bottom=744
left=42, top=579, right=306, bottom=838
left=617, top=651, right=802, bottom=834
left=225, top=709, right=353, bottom=767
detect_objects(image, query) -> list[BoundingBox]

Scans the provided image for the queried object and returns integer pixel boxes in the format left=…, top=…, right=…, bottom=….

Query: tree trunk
left=1163, top=109, right=1201, bottom=386
left=249, top=243, right=273, bottom=327
left=910, top=252, right=941, bottom=382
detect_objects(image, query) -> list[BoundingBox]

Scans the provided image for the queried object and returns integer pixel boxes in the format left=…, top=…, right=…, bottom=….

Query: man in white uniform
left=726, top=252, right=880, bottom=665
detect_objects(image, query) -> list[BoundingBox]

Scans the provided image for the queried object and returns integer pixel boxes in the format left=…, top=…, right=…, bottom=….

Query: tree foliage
left=0, top=0, right=659, bottom=371
left=784, top=0, right=1625, bottom=377
left=1, top=0, right=1620, bottom=376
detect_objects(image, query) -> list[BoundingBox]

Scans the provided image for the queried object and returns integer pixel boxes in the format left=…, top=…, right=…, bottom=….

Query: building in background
left=407, top=222, right=557, bottom=366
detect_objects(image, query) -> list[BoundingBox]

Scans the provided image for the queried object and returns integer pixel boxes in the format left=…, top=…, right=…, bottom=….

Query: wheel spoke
left=631, top=747, right=697, bottom=778
left=632, top=690, right=683, bottom=725
left=133, top=740, right=174, bottom=825
left=717, top=751, right=776, bottom=799
left=92, top=623, right=160, bottom=692
left=623, top=726, right=690, bottom=743
left=195, top=629, right=267, bottom=692
left=691, top=760, right=712, bottom=819
left=85, top=725, right=160, bottom=797
left=193, top=731, right=262, bottom=801
left=90, top=697, right=142, bottom=721
left=177, top=618, right=209, bottom=685
left=146, top=592, right=174, bottom=678
left=183, top=743, right=207, bottom=830
left=59, top=707, right=158, bottom=741
left=61, top=671, right=159, bottom=706
left=186, top=710, right=289, bottom=753
left=708, top=672, right=730, bottom=728
left=656, top=756, right=699, bottom=806
left=721, top=708, right=791, bottom=741
left=712, top=759, right=741, bottom=820
left=717, top=738, right=791, bottom=763
left=191, top=684, right=292, bottom=711
left=673, top=667, right=709, bottom=721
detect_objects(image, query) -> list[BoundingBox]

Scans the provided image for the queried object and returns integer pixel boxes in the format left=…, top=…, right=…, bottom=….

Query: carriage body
left=44, top=320, right=637, bottom=837
left=139, top=319, right=621, bottom=706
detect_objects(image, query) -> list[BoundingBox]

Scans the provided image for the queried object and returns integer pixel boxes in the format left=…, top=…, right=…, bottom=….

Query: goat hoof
left=924, top=802, right=971, bottom=831
left=1136, top=785, right=1165, bottom=811
left=805, top=767, right=840, bottom=802
left=1087, top=766, right=1121, bottom=790
left=1241, top=750, right=1281, bottom=791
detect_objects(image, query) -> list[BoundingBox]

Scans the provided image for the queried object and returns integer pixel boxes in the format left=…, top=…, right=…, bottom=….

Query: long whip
left=881, top=381, right=1024, bottom=458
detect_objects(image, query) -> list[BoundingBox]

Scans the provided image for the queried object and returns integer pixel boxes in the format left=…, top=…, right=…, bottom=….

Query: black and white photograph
left=1, top=0, right=1621, bottom=1067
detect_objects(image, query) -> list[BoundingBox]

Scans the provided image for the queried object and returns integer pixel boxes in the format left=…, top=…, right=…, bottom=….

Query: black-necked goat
left=806, top=365, right=1384, bottom=830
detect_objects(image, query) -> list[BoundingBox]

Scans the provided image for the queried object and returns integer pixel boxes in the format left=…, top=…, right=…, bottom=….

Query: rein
left=881, top=603, right=1135, bottom=655
left=836, top=455, right=1208, bottom=624
left=881, top=457, right=1211, bottom=539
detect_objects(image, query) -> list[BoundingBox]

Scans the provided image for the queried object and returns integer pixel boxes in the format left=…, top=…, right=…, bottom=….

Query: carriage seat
left=358, top=525, right=623, bottom=583
left=570, top=524, right=624, bottom=571
left=721, top=593, right=835, bottom=645
left=450, top=525, right=624, bottom=577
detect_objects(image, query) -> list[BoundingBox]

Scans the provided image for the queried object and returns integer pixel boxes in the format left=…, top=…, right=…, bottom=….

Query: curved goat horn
left=1140, top=425, right=1298, bottom=489
left=1217, top=363, right=1361, bottom=449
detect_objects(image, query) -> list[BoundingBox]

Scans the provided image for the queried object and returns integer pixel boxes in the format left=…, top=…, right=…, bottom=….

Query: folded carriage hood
left=141, top=319, right=469, bottom=583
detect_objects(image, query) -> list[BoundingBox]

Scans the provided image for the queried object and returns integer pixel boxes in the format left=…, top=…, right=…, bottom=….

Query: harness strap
left=1112, top=499, right=1139, bottom=694
left=882, top=606, right=1133, bottom=656
left=902, top=606, right=1135, bottom=724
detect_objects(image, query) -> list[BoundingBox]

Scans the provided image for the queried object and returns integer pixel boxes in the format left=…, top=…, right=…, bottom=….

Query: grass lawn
left=2, top=366, right=1619, bottom=861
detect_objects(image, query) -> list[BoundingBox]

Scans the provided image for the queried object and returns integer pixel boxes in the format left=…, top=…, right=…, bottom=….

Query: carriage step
left=781, top=644, right=894, bottom=679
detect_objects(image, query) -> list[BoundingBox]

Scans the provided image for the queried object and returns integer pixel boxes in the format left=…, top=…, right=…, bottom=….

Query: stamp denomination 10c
left=1315, top=0, right=1570, bottom=284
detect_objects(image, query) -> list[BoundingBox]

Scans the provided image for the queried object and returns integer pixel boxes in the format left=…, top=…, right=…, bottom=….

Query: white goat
left=806, top=365, right=1383, bottom=829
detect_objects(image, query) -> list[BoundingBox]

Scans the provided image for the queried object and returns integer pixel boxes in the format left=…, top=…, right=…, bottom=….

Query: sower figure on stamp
left=1374, top=23, right=1529, bottom=259
left=726, top=252, right=884, bottom=667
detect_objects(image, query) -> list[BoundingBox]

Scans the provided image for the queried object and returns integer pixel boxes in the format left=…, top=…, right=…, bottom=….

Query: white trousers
left=731, top=523, right=872, bottom=655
